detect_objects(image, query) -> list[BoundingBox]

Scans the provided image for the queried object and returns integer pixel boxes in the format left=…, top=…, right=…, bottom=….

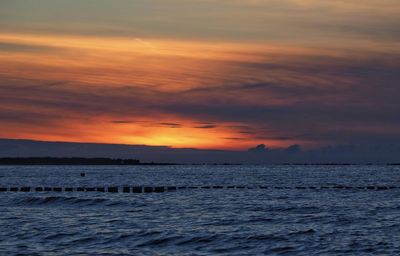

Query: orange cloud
left=1, top=32, right=399, bottom=149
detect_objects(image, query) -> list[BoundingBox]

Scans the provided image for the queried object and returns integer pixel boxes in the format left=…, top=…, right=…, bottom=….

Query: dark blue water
left=1, top=165, right=400, bottom=255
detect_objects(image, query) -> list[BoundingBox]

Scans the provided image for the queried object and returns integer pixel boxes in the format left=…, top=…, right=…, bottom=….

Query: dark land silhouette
left=1, top=138, right=400, bottom=164
left=0, top=157, right=174, bottom=165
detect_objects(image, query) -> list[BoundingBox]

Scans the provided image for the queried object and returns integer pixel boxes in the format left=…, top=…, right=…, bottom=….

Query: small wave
left=176, top=234, right=221, bottom=246
left=245, top=234, right=288, bottom=242
left=14, top=196, right=110, bottom=207
left=136, top=235, right=184, bottom=247
left=44, top=232, right=78, bottom=240
left=288, top=229, right=316, bottom=236
left=270, top=246, right=296, bottom=253
left=69, top=236, right=98, bottom=245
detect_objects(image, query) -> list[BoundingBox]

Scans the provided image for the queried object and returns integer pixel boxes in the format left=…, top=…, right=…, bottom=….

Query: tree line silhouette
left=0, top=157, right=150, bottom=165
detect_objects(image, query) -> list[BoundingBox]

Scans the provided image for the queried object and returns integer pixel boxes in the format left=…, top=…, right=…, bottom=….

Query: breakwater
left=0, top=185, right=397, bottom=193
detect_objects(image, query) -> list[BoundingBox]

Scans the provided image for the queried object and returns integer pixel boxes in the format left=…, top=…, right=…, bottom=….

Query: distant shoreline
left=0, top=157, right=175, bottom=166
left=0, top=157, right=398, bottom=166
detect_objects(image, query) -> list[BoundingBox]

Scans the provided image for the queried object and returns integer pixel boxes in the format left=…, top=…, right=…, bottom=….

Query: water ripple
left=1, top=165, right=400, bottom=255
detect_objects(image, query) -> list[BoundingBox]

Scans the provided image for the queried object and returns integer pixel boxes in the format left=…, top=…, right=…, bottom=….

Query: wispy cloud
left=0, top=0, right=399, bottom=151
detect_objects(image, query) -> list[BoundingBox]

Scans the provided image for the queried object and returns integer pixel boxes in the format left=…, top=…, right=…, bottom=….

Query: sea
left=1, top=165, right=400, bottom=255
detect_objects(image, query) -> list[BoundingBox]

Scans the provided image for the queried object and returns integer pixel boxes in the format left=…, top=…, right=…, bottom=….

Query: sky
left=0, top=0, right=399, bottom=151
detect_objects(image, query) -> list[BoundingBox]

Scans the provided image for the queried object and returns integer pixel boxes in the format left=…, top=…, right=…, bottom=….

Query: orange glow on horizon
left=0, top=117, right=289, bottom=150
left=0, top=32, right=358, bottom=150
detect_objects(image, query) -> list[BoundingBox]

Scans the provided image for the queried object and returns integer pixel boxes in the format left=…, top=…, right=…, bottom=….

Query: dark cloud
left=159, top=123, right=182, bottom=128
left=111, top=120, right=133, bottom=124
left=284, top=144, right=302, bottom=154
left=239, top=131, right=256, bottom=135
left=193, top=125, right=217, bottom=129
left=223, top=137, right=247, bottom=141
left=248, top=144, right=268, bottom=153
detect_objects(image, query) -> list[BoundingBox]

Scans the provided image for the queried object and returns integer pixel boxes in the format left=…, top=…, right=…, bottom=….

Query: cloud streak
left=0, top=0, right=399, bottom=150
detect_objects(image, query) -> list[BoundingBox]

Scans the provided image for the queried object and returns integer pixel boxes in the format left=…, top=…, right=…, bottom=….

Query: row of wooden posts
left=0, top=185, right=397, bottom=193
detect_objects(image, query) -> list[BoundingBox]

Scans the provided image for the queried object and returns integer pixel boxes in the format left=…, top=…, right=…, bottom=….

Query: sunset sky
left=1, top=0, right=399, bottom=150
